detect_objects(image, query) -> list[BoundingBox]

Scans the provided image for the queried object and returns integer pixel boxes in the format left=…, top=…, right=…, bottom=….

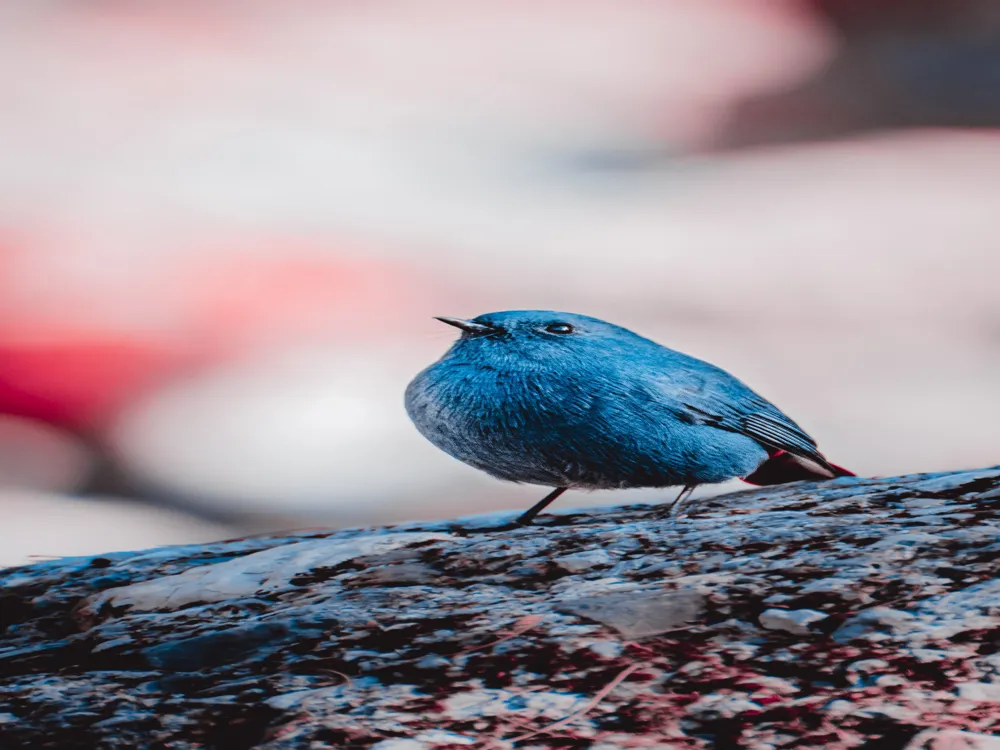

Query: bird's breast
left=407, top=361, right=597, bottom=448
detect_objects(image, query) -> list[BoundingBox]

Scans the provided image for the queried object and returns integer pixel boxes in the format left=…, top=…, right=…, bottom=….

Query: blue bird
left=405, top=310, right=853, bottom=525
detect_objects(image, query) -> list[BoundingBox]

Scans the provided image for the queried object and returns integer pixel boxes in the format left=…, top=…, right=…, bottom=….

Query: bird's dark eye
left=544, top=323, right=575, bottom=335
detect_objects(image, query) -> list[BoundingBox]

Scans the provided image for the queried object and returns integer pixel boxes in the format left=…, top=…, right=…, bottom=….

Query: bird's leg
left=662, top=484, right=697, bottom=517
left=516, top=487, right=568, bottom=526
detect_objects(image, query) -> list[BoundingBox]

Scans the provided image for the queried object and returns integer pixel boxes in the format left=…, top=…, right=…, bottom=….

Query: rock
left=685, top=692, right=762, bottom=720
left=78, top=532, right=454, bottom=615
left=557, top=589, right=705, bottom=639
left=370, top=732, right=478, bottom=749
left=141, top=620, right=323, bottom=671
left=955, top=683, right=1000, bottom=703
left=758, top=608, right=828, bottom=635
left=553, top=549, right=616, bottom=573
left=3, top=466, right=1000, bottom=749
left=833, top=607, right=920, bottom=642
left=905, top=730, right=1000, bottom=750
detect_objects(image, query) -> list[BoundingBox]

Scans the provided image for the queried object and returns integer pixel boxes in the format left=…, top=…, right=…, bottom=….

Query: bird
left=405, top=310, right=853, bottom=525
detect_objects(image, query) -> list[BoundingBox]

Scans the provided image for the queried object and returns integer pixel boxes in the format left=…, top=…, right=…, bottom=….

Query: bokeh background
left=2, top=0, right=999, bottom=566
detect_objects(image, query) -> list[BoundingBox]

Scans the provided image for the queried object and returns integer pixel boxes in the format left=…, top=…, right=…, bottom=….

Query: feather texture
left=654, top=360, right=838, bottom=475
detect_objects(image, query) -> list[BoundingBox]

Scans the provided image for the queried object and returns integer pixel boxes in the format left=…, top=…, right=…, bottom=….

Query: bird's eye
left=544, top=323, right=575, bottom=335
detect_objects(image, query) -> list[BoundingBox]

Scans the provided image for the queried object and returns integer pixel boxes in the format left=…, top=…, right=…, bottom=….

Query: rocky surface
left=3, top=467, right=1000, bottom=749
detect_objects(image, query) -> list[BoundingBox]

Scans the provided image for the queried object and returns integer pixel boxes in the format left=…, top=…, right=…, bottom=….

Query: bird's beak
left=433, top=316, right=494, bottom=334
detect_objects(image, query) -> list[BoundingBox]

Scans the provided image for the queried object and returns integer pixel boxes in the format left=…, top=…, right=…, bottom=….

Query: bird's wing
left=653, top=359, right=837, bottom=476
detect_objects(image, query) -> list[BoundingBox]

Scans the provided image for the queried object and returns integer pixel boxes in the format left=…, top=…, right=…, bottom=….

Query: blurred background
left=2, top=0, right=999, bottom=566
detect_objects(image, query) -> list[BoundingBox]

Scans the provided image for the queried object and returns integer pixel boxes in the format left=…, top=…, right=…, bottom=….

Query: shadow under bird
left=405, top=310, right=853, bottom=525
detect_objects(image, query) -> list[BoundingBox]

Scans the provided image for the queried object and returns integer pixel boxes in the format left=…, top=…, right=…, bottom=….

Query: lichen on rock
left=3, top=467, right=1000, bottom=748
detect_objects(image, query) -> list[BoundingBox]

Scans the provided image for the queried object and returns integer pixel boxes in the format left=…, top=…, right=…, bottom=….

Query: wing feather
left=654, top=359, right=836, bottom=474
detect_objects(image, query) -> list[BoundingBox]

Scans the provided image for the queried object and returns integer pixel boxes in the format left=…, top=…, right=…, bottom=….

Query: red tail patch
left=742, top=449, right=855, bottom=487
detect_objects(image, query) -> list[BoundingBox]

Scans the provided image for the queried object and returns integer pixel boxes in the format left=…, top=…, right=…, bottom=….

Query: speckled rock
left=3, top=467, right=1000, bottom=749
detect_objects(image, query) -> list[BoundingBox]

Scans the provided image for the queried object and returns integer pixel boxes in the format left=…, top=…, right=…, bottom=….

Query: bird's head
left=433, top=310, right=649, bottom=365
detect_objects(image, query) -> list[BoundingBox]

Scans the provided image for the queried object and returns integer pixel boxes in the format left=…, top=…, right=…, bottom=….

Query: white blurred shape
left=0, top=0, right=829, bottom=228
left=112, top=345, right=471, bottom=515
left=0, top=492, right=235, bottom=568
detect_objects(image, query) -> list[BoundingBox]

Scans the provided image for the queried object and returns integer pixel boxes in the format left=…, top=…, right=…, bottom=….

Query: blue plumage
left=405, top=310, right=847, bottom=523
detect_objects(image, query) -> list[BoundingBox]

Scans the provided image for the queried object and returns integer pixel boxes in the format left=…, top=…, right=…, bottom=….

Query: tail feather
left=742, top=449, right=855, bottom=487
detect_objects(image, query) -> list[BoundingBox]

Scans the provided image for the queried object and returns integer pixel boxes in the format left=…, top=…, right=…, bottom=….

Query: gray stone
left=758, top=608, right=828, bottom=635
left=557, top=589, right=705, bottom=639
left=3, top=466, right=1000, bottom=749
